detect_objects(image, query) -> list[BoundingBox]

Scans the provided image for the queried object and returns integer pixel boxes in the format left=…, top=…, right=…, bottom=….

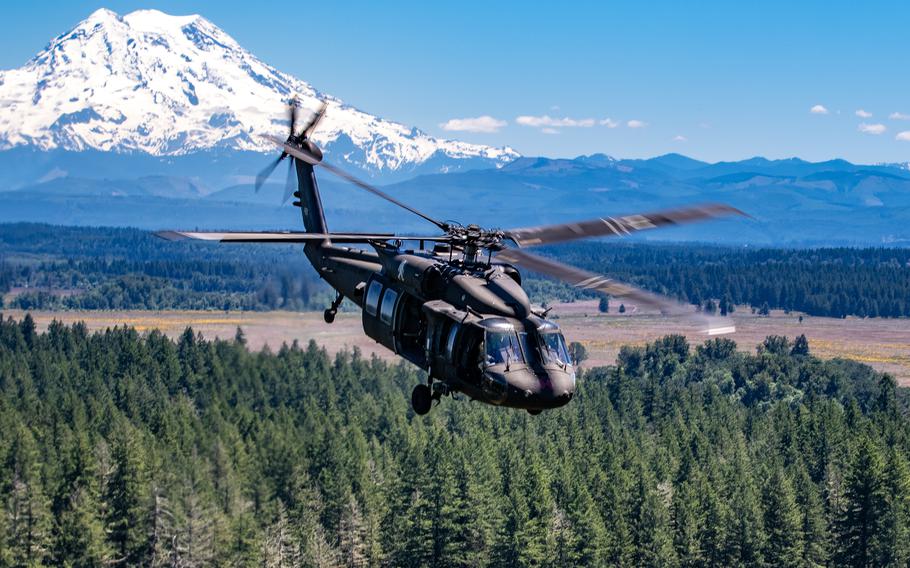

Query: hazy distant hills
left=2, top=152, right=910, bottom=246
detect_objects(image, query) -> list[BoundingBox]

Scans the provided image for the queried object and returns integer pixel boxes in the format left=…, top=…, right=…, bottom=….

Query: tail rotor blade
left=304, top=101, right=328, bottom=139
left=288, top=97, right=298, bottom=138
left=282, top=157, right=296, bottom=204
left=254, top=154, right=284, bottom=193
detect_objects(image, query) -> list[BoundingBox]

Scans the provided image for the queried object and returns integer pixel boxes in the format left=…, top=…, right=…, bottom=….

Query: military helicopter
left=157, top=100, right=744, bottom=415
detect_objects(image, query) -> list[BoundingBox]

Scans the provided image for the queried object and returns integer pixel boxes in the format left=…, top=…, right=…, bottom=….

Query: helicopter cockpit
left=479, top=317, right=572, bottom=369
left=475, top=316, right=576, bottom=410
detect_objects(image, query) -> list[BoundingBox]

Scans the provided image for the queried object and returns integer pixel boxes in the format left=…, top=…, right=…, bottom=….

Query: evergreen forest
left=1, top=314, right=909, bottom=566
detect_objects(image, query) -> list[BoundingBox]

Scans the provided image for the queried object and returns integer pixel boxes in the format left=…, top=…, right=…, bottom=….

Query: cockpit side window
left=540, top=331, right=571, bottom=366
left=484, top=330, right=526, bottom=367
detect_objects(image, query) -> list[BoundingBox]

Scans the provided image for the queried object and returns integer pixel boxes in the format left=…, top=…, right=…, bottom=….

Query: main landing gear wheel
left=323, top=292, right=343, bottom=324
left=412, top=384, right=432, bottom=415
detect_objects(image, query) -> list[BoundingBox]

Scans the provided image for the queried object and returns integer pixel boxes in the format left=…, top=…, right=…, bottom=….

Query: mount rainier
left=0, top=8, right=518, bottom=182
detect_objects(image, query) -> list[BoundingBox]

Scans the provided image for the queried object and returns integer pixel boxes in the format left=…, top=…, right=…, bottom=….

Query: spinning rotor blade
left=288, top=97, right=298, bottom=138
left=495, top=247, right=735, bottom=335
left=265, top=136, right=450, bottom=232
left=254, top=99, right=300, bottom=193
left=155, top=230, right=452, bottom=244
left=254, top=154, right=285, bottom=193
left=303, top=101, right=328, bottom=139
left=505, top=203, right=747, bottom=247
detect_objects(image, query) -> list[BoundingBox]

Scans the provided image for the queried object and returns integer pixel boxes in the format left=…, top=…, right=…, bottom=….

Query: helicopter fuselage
left=305, top=240, right=576, bottom=412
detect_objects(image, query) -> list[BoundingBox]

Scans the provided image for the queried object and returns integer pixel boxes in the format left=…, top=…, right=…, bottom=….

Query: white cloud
left=890, top=112, right=910, bottom=120
left=673, top=135, right=688, bottom=142
left=515, top=115, right=596, bottom=128
left=439, top=115, right=507, bottom=133
left=855, top=109, right=872, bottom=118
left=541, top=128, right=560, bottom=135
left=858, top=123, right=886, bottom=135
left=600, top=118, right=619, bottom=128
left=897, top=131, right=910, bottom=141
left=626, top=119, right=647, bottom=128
left=810, top=104, right=829, bottom=115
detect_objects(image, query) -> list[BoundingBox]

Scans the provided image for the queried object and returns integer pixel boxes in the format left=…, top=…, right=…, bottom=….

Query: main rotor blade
left=155, top=230, right=452, bottom=244
left=254, top=154, right=285, bottom=192
left=495, top=247, right=735, bottom=335
left=265, top=135, right=449, bottom=231
left=504, top=203, right=747, bottom=247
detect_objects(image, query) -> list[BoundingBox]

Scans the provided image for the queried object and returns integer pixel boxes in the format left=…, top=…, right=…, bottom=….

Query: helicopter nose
left=539, top=369, right=576, bottom=407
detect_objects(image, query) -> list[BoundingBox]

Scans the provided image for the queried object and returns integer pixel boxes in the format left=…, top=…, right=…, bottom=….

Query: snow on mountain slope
left=0, top=8, right=517, bottom=174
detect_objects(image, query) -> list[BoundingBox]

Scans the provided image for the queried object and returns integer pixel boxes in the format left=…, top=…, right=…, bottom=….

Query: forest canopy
left=1, top=314, right=908, bottom=566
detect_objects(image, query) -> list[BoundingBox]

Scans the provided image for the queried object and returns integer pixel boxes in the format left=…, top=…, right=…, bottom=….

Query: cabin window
left=380, top=288, right=398, bottom=325
left=484, top=330, right=526, bottom=366
left=365, top=280, right=383, bottom=316
left=539, top=331, right=571, bottom=365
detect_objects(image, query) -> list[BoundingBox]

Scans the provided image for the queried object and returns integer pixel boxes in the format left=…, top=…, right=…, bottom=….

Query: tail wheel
left=411, top=384, right=432, bottom=415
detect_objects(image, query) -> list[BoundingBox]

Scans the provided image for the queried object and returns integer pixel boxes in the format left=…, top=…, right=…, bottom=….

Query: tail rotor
left=254, top=97, right=326, bottom=203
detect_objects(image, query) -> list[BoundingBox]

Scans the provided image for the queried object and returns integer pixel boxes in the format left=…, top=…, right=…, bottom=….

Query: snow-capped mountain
left=0, top=8, right=517, bottom=176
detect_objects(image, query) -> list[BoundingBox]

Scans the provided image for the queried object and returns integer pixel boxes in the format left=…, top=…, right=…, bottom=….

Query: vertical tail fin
left=293, top=159, right=328, bottom=234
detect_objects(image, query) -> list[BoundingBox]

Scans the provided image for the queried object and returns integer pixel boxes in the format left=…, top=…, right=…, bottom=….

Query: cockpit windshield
left=485, top=330, right=527, bottom=367
left=539, top=330, right=571, bottom=366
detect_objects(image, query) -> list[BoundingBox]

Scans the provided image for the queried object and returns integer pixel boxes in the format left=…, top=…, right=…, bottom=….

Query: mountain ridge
left=4, top=152, right=910, bottom=246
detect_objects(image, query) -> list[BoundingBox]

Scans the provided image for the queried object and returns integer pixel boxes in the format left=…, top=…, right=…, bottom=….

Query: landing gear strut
left=323, top=292, right=344, bottom=324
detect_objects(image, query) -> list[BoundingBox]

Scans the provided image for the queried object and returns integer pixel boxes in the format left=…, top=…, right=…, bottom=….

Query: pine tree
left=338, top=495, right=368, bottom=568
left=835, top=438, right=887, bottom=567
left=877, top=448, right=910, bottom=566
left=4, top=426, right=51, bottom=567
left=104, top=424, right=151, bottom=564
left=262, top=501, right=302, bottom=568
left=791, top=334, right=810, bottom=356
left=761, top=467, right=804, bottom=568
left=630, top=467, right=676, bottom=567
left=792, top=465, right=828, bottom=567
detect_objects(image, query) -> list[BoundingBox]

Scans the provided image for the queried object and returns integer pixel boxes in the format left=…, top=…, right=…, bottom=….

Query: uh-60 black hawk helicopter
left=158, top=100, right=744, bottom=416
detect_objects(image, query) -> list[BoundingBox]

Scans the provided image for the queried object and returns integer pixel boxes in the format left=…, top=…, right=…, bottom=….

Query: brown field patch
left=4, top=304, right=910, bottom=386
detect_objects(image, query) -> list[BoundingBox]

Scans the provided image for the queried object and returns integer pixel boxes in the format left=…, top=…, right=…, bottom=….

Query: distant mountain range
left=1, top=9, right=909, bottom=246
left=0, top=8, right=517, bottom=182
left=3, top=152, right=910, bottom=246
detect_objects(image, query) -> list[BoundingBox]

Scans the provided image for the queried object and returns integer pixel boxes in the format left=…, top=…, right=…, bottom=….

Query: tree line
left=0, top=224, right=330, bottom=311
left=2, top=224, right=909, bottom=318
left=545, top=241, right=910, bottom=318
left=0, top=313, right=908, bottom=566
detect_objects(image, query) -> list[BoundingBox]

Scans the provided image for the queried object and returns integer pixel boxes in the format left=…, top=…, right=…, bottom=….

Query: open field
left=4, top=303, right=910, bottom=385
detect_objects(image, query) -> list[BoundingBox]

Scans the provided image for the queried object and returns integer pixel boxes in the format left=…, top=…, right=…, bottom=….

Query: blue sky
left=2, top=0, right=909, bottom=163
